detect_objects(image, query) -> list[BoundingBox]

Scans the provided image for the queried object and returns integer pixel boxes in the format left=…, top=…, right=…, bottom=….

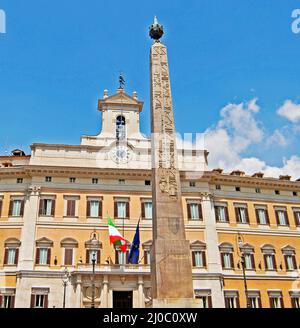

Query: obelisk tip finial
left=149, top=16, right=164, bottom=42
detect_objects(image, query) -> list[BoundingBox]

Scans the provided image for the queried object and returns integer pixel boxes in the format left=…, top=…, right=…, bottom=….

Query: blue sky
left=1, top=1, right=300, bottom=177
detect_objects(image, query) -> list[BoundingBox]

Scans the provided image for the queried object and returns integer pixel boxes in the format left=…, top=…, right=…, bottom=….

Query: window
left=64, top=249, right=73, bottom=266
left=235, top=206, right=249, bottom=224
left=192, top=251, right=206, bottom=268
left=255, top=188, right=261, bottom=193
left=247, top=292, right=261, bottom=308
left=282, top=247, right=297, bottom=271
left=45, top=176, right=52, bottom=182
left=214, top=205, right=229, bottom=222
left=36, top=248, right=50, bottom=265
left=16, top=178, right=23, bottom=184
left=31, top=294, right=48, bottom=308
left=92, top=178, right=98, bottom=184
left=187, top=202, right=202, bottom=220
left=215, top=185, right=221, bottom=190
left=69, top=177, right=76, bottom=183
left=86, top=249, right=100, bottom=264
left=224, top=292, right=240, bottom=308
left=275, top=190, right=280, bottom=195
left=141, top=201, right=152, bottom=220
left=275, top=209, right=288, bottom=226
left=114, top=200, right=129, bottom=219
left=9, top=199, right=24, bottom=217
left=4, top=248, right=18, bottom=265
left=263, top=252, right=277, bottom=271
left=115, top=249, right=129, bottom=265
left=0, top=295, right=15, bottom=308
left=221, top=253, right=234, bottom=269
left=189, top=181, right=196, bottom=187
left=144, top=250, right=151, bottom=265
left=293, top=191, right=298, bottom=197
left=268, top=292, right=284, bottom=308
left=235, top=186, right=241, bottom=192
left=66, top=199, right=76, bottom=217
left=290, top=293, right=300, bottom=308
left=145, top=180, right=151, bottom=186
left=244, top=253, right=255, bottom=270
left=255, top=207, right=269, bottom=225
left=116, top=115, right=126, bottom=140
left=87, top=199, right=102, bottom=218
left=293, top=210, right=300, bottom=226
left=39, top=199, right=55, bottom=216
left=118, top=179, right=125, bottom=185
left=195, top=290, right=212, bottom=308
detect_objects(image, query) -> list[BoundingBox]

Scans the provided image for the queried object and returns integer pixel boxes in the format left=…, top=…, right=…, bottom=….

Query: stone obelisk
left=149, top=17, right=199, bottom=308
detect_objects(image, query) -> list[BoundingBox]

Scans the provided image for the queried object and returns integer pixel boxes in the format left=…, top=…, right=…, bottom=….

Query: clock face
left=110, top=145, right=132, bottom=164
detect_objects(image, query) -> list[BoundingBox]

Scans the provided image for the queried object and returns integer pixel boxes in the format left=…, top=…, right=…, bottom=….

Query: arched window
left=116, top=115, right=126, bottom=140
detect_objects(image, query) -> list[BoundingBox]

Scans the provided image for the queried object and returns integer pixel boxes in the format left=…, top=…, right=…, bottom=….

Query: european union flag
left=128, top=221, right=140, bottom=264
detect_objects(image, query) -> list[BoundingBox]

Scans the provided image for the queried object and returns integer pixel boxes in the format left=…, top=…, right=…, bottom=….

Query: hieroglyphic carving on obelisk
left=149, top=17, right=199, bottom=307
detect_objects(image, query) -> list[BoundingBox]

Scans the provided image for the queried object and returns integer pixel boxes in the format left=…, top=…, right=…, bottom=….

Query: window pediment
left=190, top=240, right=206, bottom=250
left=36, top=237, right=53, bottom=248
left=61, top=238, right=78, bottom=248
left=4, top=238, right=21, bottom=248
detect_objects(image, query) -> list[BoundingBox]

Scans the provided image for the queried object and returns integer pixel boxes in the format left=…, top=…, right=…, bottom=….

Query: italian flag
left=107, top=216, right=127, bottom=252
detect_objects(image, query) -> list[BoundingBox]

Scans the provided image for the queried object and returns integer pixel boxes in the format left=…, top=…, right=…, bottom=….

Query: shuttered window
left=141, top=202, right=152, bottom=220
left=214, top=206, right=229, bottom=222
left=66, top=200, right=76, bottom=217
left=86, top=200, right=102, bottom=218
left=64, top=249, right=73, bottom=266
left=114, top=201, right=129, bottom=219
left=235, top=207, right=249, bottom=224
left=187, top=203, right=203, bottom=220
left=39, top=199, right=55, bottom=216
left=9, top=199, right=24, bottom=217
left=36, top=248, right=51, bottom=265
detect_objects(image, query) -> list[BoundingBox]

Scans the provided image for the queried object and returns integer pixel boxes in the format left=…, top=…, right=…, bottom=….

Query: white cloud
left=204, top=98, right=300, bottom=179
left=277, top=100, right=300, bottom=123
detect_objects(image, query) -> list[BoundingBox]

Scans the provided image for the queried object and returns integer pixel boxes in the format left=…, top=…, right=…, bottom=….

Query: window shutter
left=235, top=207, right=240, bottom=223
left=275, top=210, right=280, bottom=225
left=292, top=255, right=297, bottom=270
left=47, top=248, right=51, bottom=265
left=126, top=250, right=129, bottom=264
left=86, top=250, right=89, bottom=264
left=14, top=248, right=19, bottom=265
left=0, top=295, right=2, bottom=308
left=10, top=295, right=15, bottom=308
left=202, top=251, right=207, bottom=267
left=86, top=201, right=91, bottom=217
left=284, top=211, right=289, bottom=226
left=144, top=251, right=148, bottom=265
left=44, top=295, right=48, bottom=308
left=71, top=200, right=76, bottom=216
left=51, top=200, right=55, bottom=216
left=67, top=200, right=71, bottom=216
left=294, top=211, right=299, bottom=226
left=258, top=296, right=262, bottom=308
left=245, top=208, right=249, bottom=223
left=263, top=254, right=267, bottom=270
left=65, top=249, right=73, bottom=266
left=208, top=296, right=212, bottom=308
left=192, top=252, right=196, bottom=267
left=126, top=202, right=130, bottom=219
left=284, top=254, right=288, bottom=270
left=0, top=200, right=2, bottom=217
left=230, top=253, right=234, bottom=269
left=4, top=249, right=8, bottom=265
left=220, top=253, right=225, bottom=269
left=272, top=255, right=277, bottom=270
left=265, top=209, right=270, bottom=225
left=198, top=204, right=203, bottom=220
left=98, top=201, right=102, bottom=218
left=225, top=206, right=229, bottom=222
left=115, top=250, right=119, bottom=265
left=20, top=200, right=25, bottom=216
left=236, top=294, right=240, bottom=308
left=291, top=298, right=296, bottom=308
left=141, top=203, right=145, bottom=219
left=280, top=296, right=284, bottom=308
left=35, top=248, right=40, bottom=265
left=214, top=206, right=219, bottom=222
left=187, top=204, right=191, bottom=220
left=39, top=199, right=44, bottom=216
left=114, top=202, right=118, bottom=218
left=30, top=294, right=35, bottom=308
left=255, top=209, right=260, bottom=224
left=8, top=200, right=13, bottom=216
left=224, top=297, right=229, bottom=308
left=97, top=250, right=100, bottom=264
left=251, top=254, right=255, bottom=269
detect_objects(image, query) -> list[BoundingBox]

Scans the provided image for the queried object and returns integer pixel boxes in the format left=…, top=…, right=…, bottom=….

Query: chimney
left=230, top=170, right=245, bottom=176
left=103, top=89, right=109, bottom=99
left=133, top=91, right=138, bottom=100
left=252, top=172, right=264, bottom=178
left=279, top=175, right=291, bottom=181
left=212, top=168, right=223, bottom=174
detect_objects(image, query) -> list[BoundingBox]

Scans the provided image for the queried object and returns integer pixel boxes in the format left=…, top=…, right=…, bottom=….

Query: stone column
left=75, top=277, right=82, bottom=308
left=102, top=275, right=109, bottom=308
left=201, top=192, right=225, bottom=308
left=138, top=276, right=144, bottom=308
left=17, top=185, right=41, bottom=271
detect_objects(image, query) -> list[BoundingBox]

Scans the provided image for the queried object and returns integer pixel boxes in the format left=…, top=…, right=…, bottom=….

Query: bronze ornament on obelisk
left=149, top=17, right=200, bottom=307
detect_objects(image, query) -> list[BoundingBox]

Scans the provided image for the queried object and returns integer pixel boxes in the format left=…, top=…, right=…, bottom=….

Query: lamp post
left=90, top=231, right=99, bottom=308
left=237, top=234, right=251, bottom=308
left=62, top=267, right=69, bottom=308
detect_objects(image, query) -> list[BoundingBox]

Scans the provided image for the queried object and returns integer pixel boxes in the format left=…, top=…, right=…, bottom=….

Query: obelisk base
left=152, top=298, right=201, bottom=308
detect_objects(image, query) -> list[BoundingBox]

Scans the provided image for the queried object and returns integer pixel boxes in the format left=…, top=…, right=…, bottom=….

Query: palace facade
left=0, top=87, right=300, bottom=308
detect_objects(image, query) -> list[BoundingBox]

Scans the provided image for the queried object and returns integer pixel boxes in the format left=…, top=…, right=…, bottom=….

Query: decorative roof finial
left=149, top=16, right=164, bottom=42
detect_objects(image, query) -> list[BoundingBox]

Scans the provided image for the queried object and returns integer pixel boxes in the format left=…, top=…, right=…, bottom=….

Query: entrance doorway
left=113, top=291, right=133, bottom=308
